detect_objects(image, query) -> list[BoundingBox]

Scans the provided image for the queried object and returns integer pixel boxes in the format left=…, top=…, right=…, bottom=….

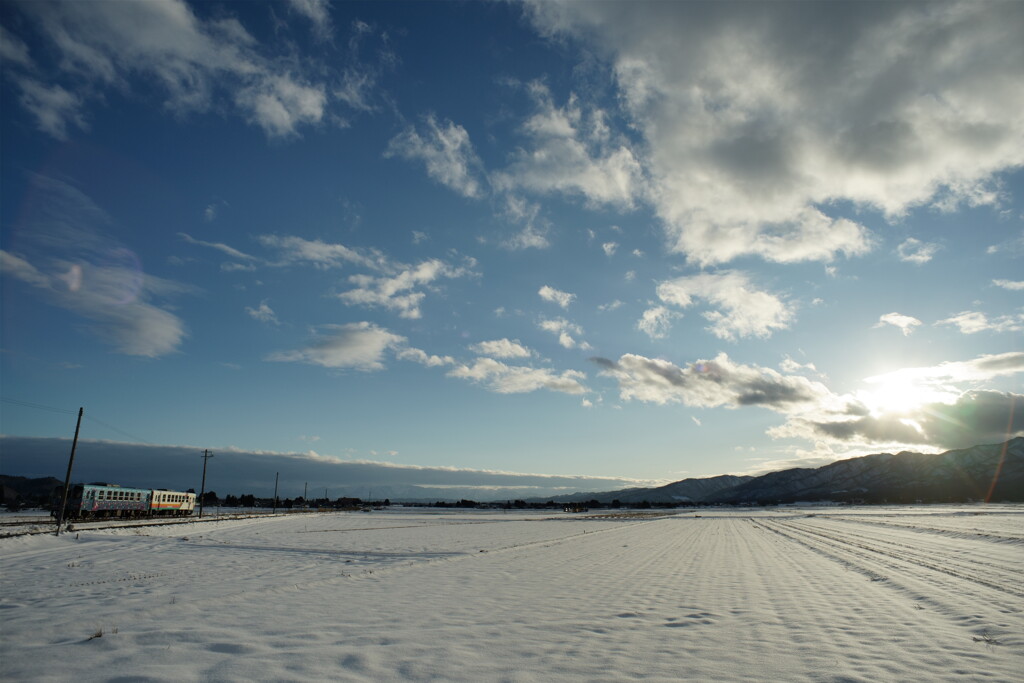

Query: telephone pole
left=198, top=450, right=213, bottom=518
left=273, top=472, right=279, bottom=513
left=55, top=407, right=84, bottom=536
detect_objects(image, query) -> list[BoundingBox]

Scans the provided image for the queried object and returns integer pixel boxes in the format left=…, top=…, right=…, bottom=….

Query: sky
left=1, top=0, right=1022, bottom=499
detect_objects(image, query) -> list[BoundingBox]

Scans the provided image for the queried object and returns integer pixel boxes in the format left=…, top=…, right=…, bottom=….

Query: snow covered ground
left=2, top=506, right=1021, bottom=681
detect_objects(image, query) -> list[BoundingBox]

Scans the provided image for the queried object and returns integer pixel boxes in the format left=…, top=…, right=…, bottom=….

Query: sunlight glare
left=857, top=376, right=952, bottom=417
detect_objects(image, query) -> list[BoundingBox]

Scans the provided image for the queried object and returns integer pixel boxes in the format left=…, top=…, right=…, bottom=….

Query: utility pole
left=273, top=472, right=279, bottom=513
left=55, top=407, right=84, bottom=536
left=198, top=450, right=213, bottom=518
left=304, top=482, right=308, bottom=506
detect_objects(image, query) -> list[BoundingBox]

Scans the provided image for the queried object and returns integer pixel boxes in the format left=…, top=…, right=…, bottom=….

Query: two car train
left=56, top=483, right=197, bottom=519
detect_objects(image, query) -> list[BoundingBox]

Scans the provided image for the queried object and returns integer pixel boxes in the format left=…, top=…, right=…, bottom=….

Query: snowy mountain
left=536, top=438, right=1023, bottom=505
left=705, top=437, right=1023, bottom=504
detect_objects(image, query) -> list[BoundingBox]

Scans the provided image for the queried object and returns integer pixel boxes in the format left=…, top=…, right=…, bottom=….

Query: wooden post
left=198, top=450, right=213, bottom=518
left=55, top=407, right=83, bottom=536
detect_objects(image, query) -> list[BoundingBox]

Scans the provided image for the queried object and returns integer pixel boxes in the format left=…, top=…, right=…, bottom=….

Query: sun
left=856, top=377, right=949, bottom=418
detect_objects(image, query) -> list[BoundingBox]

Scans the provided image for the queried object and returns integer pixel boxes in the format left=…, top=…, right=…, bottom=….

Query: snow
left=2, top=506, right=1021, bottom=681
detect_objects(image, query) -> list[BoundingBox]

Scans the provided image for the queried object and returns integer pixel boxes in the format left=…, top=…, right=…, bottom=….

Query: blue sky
left=1, top=0, right=1022, bottom=498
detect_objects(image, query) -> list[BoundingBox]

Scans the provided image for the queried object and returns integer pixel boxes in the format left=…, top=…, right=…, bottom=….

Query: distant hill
left=539, top=438, right=1022, bottom=505
left=537, top=474, right=753, bottom=505
left=0, top=475, right=64, bottom=507
left=705, top=437, right=1023, bottom=504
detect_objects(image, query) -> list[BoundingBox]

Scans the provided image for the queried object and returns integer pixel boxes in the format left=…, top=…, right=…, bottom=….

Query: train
left=54, top=483, right=197, bottom=519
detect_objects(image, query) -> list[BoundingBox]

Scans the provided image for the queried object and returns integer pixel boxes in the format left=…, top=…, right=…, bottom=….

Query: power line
left=2, top=397, right=153, bottom=444
left=82, top=415, right=153, bottom=445
left=1, top=398, right=78, bottom=415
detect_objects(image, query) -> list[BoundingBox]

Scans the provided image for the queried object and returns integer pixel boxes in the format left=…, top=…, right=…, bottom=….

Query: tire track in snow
left=751, top=516, right=1024, bottom=627
left=788, top=517, right=1021, bottom=579
left=774, top=519, right=1023, bottom=600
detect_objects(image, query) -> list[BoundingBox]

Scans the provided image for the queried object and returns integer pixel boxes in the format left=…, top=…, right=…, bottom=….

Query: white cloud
left=492, top=82, right=643, bottom=208
left=993, top=279, right=1024, bottom=291
left=447, top=357, right=588, bottom=395
left=538, top=285, right=576, bottom=309
left=5, top=0, right=368, bottom=139
left=780, top=357, right=819, bottom=375
left=597, top=348, right=1024, bottom=452
left=0, top=25, right=31, bottom=67
left=602, top=242, right=618, bottom=257
left=874, top=312, right=922, bottom=336
left=288, top=0, right=333, bottom=39
left=935, top=310, right=1024, bottom=335
left=598, top=300, right=624, bottom=312
left=15, top=78, right=86, bottom=140
left=338, top=259, right=471, bottom=319
left=656, top=271, right=793, bottom=340
left=469, top=339, right=533, bottom=359
left=636, top=306, right=679, bottom=340
left=246, top=300, right=279, bottom=325
left=774, top=389, right=1023, bottom=451
left=386, top=114, right=484, bottom=198
left=897, top=238, right=941, bottom=264
left=539, top=317, right=590, bottom=350
left=395, top=347, right=455, bottom=368
left=864, top=352, right=1024, bottom=387
left=525, top=1, right=1024, bottom=265
left=987, top=231, right=1024, bottom=256
left=594, top=352, right=833, bottom=411
left=267, top=322, right=404, bottom=371
left=236, top=75, right=327, bottom=138
left=500, top=195, right=550, bottom=250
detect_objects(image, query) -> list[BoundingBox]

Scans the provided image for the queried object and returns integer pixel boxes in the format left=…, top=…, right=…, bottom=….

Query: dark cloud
left=595, top=352, right=829, bottom=411
left=734, top=377, right=821, bottom=407
left=799, top=390, right=1023, bottom=450
left=0, top=436, right=643, bottom=500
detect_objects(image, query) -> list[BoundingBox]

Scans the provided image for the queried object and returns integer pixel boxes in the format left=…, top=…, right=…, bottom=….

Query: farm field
left=1, top=506, right=1021, bottom=681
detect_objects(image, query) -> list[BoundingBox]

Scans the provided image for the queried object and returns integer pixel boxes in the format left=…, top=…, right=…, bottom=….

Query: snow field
left=1, top=507, right=1021, bottom=681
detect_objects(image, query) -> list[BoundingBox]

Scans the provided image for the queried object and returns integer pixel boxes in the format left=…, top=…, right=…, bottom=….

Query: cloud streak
left=1, top=175, right=192, bottom=357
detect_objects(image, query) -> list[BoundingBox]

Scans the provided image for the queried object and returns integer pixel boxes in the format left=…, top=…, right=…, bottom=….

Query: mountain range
left=545, top=437, right=1024, bottom=505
